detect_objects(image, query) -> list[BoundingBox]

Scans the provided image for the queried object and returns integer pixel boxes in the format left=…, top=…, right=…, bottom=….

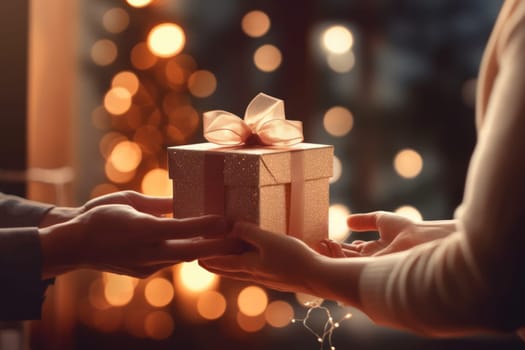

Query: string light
left=291, top=301, right=352, bottom=350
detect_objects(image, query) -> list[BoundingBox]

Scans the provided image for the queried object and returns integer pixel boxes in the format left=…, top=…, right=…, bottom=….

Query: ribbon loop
left=203, top=93, right=304, bottom=146
left=203, top=110, right=252, bottom=145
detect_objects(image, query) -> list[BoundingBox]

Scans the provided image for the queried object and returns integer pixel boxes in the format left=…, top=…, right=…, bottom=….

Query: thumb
left=347, top=211, right=386, bottom=231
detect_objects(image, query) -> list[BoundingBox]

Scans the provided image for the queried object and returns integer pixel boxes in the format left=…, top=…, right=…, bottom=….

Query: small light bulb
left=334, top=322, right=340, bottom=328
left=317, top=337, right=323, bottom=343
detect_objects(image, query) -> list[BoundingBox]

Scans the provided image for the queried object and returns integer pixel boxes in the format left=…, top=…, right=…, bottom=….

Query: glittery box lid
left=168, top=142, right=333, bottom=187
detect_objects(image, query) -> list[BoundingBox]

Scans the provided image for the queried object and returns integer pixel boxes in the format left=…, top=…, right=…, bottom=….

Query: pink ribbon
left=203, top=92, right=304, bottom=146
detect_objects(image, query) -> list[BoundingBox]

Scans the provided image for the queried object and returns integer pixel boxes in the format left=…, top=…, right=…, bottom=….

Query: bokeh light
left=144, top=311, right=174, bottom=340
left=323, top=106, right=354, bottom=137
left=327, top=51, right=356, bottom=73
left=254, top=44, right=282, bottom=72
left=88, top=279, right=110, bottom=310
left=147, top=23, right=186, bottom=58
left=329, top=155, right=342, bottom=184
left=241, top=10, right=271, bottom=38
left=99, top=132, right=127, bottom=159
left=177, top=261, right=218, bottom=293
left=112, top=71, right=140, bottom=96
left=103, top=273, right=135, bottom=307
left=188, top=70, right=217, bottom=98
left=329, top=204, right=351, bottom=242
left=105, top=159, right=136, bottom=184
left=104, top=87, right=132, bottom=115
left=131, top=42, right=158, bottom=70
left=237, top=286, right=268, bottom=317
left=237, top=312, right=266, bottom=333
left=144, top=277, right=175, bottom=308
left=322, top=25, right=354, bottom=54
left=265, top=300, right=293, bottom=328
left=109, top=140, right=142, bottom=172
left=102, top=8, right=129, bottom=34
left=126, top=0, right=153, bottom=8
left=395, top=205, right=423, bottom=221
left=394, top=148, right=424, bottom=179
left=141, top=168, right=172, bottom=196
left=196, top=291, right=227, bottom=320
left=168, top=105, right=200, bottom=138
left=91, top=39, right=118, bottom=66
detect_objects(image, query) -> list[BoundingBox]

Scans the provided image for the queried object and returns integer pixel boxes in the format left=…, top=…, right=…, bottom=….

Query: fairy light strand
left=291, top=301, right=352, bottom=350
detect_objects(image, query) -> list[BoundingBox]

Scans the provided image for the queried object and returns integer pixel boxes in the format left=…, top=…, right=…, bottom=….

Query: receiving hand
left=320, top=211, right=457, bottom=257
left=200, top=222, right=324, bottom=295
left=38, top=191, right=242, bottom=279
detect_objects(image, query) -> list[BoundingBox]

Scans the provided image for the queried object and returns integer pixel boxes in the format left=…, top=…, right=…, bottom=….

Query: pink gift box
left=168, top=142, right=333, bottom=246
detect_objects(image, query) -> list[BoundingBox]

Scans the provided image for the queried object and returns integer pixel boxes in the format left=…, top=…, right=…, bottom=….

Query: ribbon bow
left=203, top=93, right=303, bottom=146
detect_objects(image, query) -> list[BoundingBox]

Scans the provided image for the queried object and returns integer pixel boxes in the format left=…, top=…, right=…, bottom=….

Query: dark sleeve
left=0, top=193, right=55, bottom=320
left=0, top=193, right=54, bottom=228
left=0, top=227, right=54, bottom=320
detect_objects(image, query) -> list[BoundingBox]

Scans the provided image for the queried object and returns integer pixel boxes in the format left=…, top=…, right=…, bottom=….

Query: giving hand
left=38, top=191, right=241, bottom=279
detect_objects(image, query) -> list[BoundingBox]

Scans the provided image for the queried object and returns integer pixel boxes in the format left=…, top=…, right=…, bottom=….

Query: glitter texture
left=167, top=142, right=333, bottom=245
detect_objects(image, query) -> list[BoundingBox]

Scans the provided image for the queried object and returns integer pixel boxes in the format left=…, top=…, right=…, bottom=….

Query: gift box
left=167, top=93, right=334, bottom=246
left=168, top=143, right=333, bottom=245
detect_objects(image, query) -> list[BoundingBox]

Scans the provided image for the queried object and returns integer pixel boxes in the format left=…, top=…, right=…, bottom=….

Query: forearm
left=38, top=220, right=84, bottom=279
left=357, top=233, right=498, bottom=336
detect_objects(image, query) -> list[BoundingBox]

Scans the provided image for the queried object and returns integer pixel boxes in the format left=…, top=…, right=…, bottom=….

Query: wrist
left=308, top=255, right=366, bottom=308
left=39, top=206, right=84, bottom=228
left=39, top=221, right=83, bottom=279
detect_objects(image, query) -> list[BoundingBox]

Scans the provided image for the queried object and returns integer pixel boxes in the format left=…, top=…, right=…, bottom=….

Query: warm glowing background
left=0, top=0, right=517, bottom=349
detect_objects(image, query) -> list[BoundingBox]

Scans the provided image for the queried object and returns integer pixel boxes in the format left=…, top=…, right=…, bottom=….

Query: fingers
left=159, top=238, right=247, bottom=262
left=199, top=253, right=260, bottom=272
left=318, top=239, right=346, bottom=258
left=358, top=240, right=385, bottom=255
left=122, top=191, right=173, bottom=216
left=347, top=211, right=390, bottom=231
left=87, top=191, right=173, bottom=216
left=152, top=215, right=228, bottom=239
